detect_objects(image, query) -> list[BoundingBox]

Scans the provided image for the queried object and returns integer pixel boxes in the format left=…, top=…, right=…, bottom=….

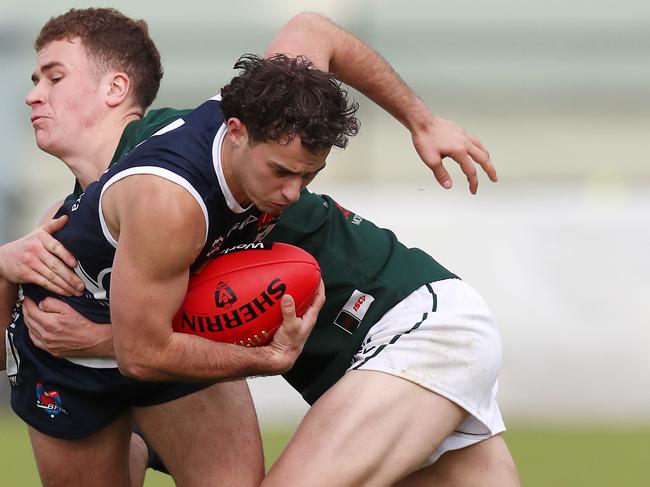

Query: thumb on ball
left=281, top=294, right=295, bottom=316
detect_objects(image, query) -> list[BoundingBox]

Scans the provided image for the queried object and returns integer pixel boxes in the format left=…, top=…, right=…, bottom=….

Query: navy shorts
left=6, top=314, right=212, bottom=440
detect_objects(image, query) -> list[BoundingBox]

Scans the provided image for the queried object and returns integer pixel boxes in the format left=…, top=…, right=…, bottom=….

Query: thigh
left=262, top=370, right=467, bottom=487
left=354, top=280, right=506, bottom=463
left=395, top=434, right=521, bottom=487
left=28, top=412, right=133, bottom=487
left=133, top=379, right=264, bottom=487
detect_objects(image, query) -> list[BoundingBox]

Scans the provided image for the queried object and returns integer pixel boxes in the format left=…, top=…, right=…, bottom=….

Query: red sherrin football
left=172, top=242, right=320, bottom=346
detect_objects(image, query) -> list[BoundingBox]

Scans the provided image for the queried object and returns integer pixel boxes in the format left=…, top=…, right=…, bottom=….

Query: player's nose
left=25, top=83, right=45, bottom=107
left=281, top=177, right=302, bottom=204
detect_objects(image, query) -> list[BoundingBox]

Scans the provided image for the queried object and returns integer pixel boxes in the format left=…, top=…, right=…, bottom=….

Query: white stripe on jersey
left=97, top=166, right=210, bottom=248
left=212, top=123, right=252, bottom=213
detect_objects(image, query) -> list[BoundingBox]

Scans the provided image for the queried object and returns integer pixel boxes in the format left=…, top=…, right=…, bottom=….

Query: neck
left=220, top=136, right=248, bottom=206
left=64, top=111, right=141, bottom=190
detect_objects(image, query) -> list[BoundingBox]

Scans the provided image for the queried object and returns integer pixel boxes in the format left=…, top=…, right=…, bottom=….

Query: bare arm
left=266, top=12, right=496, bottom=193
left=1, top=201, right=81, bottom=370
left=104, top=175, right=319, bottom=381
left=1, top=201, right=109, bottom=358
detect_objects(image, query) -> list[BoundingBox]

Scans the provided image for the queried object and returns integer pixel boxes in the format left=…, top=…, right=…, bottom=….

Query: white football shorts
left=349, top=278, right=506, bottom=464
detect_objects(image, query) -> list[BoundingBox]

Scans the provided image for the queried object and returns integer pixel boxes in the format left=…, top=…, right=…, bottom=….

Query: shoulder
left=102, top=173, right=207, bottom=256
left=122, top=108, right=191, bottom=143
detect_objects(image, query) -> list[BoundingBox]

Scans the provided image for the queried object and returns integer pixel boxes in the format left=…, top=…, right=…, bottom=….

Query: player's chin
left=33, top=131, right=48, bottom=148
left=35, top=136, right=57, bottom=157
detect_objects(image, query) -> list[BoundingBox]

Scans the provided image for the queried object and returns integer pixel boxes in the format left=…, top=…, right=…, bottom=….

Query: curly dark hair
left=220, top=54, right=360, bottom=154
left=35, top=8, right=163, bottom=112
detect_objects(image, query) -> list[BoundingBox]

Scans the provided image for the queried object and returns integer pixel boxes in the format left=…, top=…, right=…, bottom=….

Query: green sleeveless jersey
left=71, top=107, right=458, bottom=403
left=269, top=190, right=457, bottom=403
left=70, top=108, right=191, bottom=199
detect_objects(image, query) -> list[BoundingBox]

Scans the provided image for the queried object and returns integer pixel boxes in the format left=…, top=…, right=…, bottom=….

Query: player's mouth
left=31, top=115, right=47, bottom=125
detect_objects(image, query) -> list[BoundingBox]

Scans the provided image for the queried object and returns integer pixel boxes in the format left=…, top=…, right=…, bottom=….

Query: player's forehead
left=259, top=135, right=329, bottom=174
left=33, top=37, right=90, bottom=73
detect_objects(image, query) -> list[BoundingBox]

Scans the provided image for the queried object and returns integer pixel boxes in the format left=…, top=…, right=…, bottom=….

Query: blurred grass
left=2, top=412, right=648, bottom=486
left=504, top=423, right=650, bottom=487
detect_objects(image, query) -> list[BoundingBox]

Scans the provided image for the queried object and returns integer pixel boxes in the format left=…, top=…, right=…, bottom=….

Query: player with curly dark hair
left=6, top=9, right=364, bottom=486
left=2, top=9, right=511, bottom=487
left=221, top=54, right=359, bottom=153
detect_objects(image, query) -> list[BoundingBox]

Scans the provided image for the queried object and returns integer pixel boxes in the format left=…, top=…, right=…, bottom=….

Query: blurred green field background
left=2, top=413, right=648, bottom=486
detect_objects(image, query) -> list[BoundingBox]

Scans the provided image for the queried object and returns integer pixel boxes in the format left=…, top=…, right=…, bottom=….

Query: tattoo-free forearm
left=267, top=12, right=433, bottom=133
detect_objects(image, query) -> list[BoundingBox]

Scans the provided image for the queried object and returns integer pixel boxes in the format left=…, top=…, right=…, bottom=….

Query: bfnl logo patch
left=214, top=281, right=237, bottom=309
left=36, top=382, right=68, bottom=418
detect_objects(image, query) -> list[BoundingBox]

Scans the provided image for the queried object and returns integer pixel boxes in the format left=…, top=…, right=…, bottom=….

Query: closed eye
left=274, top=168, right=293, bottom=177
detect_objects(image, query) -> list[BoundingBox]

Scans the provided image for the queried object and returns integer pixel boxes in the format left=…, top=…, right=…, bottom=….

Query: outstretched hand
left=412, top=116, right=497, bottom=194
left=0, top=215, right=84, bottom=296
left=267, top=279, right=325, bottom=373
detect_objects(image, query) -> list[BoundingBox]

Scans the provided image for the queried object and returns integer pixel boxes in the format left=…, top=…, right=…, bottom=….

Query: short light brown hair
left=36, top=8, right=163, bottom=111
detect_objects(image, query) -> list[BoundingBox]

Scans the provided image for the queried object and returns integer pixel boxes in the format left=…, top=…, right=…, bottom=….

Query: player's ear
left=105, top=72, right=131, bottom=108
left=225, top=118, right=249, bottom=147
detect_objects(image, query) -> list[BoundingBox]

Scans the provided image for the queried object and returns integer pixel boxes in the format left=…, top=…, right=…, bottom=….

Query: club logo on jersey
left=36, top=382, right=68, bottom=418
left=214, top=281, right=237, bottom=309
left=257, top=212, right=276, bottom=229
left=255, top=213, right=280, bottom=241
left=334, top=201, right=363, bottom=225
left=334, top=290, right=375, bottom=334
left=335, top=202, right=351, bottom=220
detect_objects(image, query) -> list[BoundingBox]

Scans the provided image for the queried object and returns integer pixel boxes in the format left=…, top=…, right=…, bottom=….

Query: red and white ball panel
left=172, top=242, right=321, bottom=346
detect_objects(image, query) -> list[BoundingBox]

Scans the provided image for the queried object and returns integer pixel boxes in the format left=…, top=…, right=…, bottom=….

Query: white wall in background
left=249, top=182, right=650, bottom=425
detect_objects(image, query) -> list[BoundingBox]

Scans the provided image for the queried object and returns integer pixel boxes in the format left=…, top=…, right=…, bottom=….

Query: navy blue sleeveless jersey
left=40, top=105, right=457, bottom=406
left=7, top=101, right=260, bottom=438
left=23, top=97, right=279, bottom=342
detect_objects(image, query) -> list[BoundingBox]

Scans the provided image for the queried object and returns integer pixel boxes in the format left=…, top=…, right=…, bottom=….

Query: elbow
left=116, top=358, right=147, bottom=380
left=287, top=12, right=333, bottom=35
left=116, top=351, right=159, bottom=381
left=291, top=12, right=327, bottom=24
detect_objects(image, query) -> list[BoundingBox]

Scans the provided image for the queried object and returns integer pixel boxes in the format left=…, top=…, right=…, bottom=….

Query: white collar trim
left=212, top=123, right=251, bottom=213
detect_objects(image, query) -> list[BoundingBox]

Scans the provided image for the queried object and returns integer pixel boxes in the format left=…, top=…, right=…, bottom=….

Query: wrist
left=404, top=103, right=437, bottom=135
left=265, top=345, right=300, bottom=375
left=86, top=324, right=116, bottom=358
